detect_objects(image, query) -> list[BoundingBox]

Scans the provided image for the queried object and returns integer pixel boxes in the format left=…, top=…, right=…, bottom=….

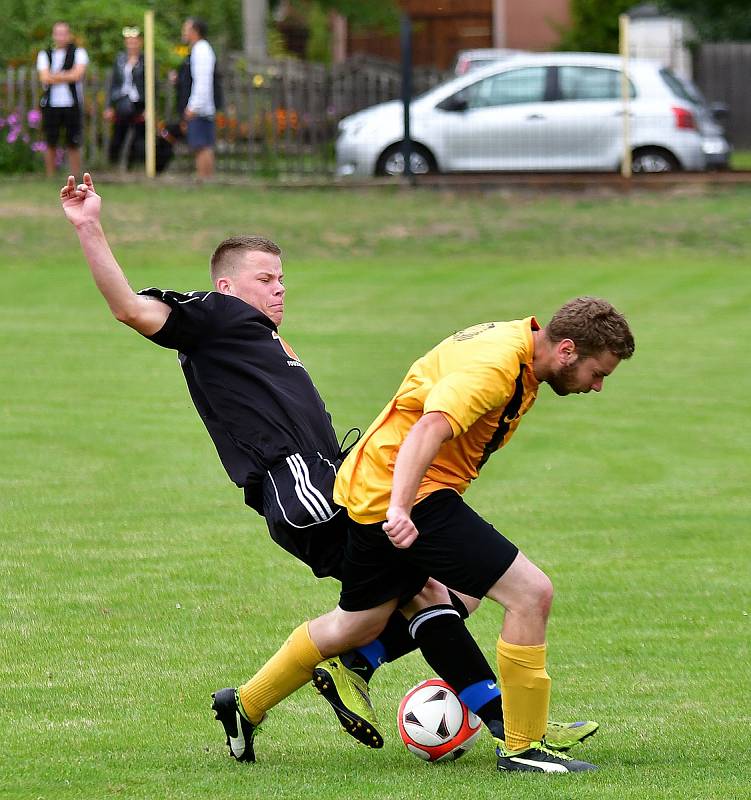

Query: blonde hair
left=210, top=236, right=282, bottom=284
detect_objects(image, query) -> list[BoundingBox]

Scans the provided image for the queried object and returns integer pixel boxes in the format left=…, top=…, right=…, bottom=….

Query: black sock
left=378, top=610, right=419, bottom=661
left=409, top=605, right=504, bottom=736
left=447, top=590, right=469, bottom=619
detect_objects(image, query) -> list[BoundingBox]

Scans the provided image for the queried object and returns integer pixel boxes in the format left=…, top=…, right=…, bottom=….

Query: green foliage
left=299, top=0, right=399, bottom=33
left=267, top=23, right=293, bottom=59
left=558, top=0, right=751, bottom=48
left=0, top=109, right=43, bottom=173
left=658, top=0, right=751, bottom=41
left=305, top=2, right=331, bottom=64
left=153, top=0, right=244, bottom=54
left=0, top=0, right=243, bottom=70
left=0, top=135, right=40, bottom=173
left=0, top=0, right=404, bottom=72
left=0, top=0, right=49, bottom=66
left=557, top=0, right=633, bottom=53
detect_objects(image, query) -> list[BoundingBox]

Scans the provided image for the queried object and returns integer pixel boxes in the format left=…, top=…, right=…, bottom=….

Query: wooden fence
left=0, top=56, right=449, bottom=177
left=695, top=43, right=751, bottom=149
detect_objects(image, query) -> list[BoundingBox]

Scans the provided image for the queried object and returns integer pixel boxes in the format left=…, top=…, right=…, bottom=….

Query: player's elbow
left=112, top=302, right=146, bottom=330
left=113, top=298, right=168, bottom=337
left=415, top=411, right=454, bottom=444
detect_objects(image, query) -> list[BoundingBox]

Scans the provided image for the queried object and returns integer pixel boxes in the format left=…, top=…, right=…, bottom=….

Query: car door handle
left=613, top=110, right=634, bottom=117
left=526, top=114, right=545, bottom=120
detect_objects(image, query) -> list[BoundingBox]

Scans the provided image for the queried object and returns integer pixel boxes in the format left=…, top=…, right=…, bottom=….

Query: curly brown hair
left=546, top=297, right=635, bottom=360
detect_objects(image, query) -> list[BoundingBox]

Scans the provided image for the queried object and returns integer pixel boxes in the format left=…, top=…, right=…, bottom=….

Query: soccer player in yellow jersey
left=227, top=297, right=634, bottom=773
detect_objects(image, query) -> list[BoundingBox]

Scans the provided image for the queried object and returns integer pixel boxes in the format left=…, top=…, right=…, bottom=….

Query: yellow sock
left=496, top=637, right=551, bottom=752
left=238, top=622, right=322, bottom=725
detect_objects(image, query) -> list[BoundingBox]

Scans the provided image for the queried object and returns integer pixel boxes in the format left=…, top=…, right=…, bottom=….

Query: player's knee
left=532, top=572, right=554, bottom=621
left=493, top=560, right=553, bottom=620
left=403, top=578, right=451, bottom=614
left=513, top=566, right=554, bottom=622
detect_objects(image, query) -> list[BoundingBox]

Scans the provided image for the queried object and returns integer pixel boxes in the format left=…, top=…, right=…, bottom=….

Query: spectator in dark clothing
left=104, top=27, right=145, bottom=167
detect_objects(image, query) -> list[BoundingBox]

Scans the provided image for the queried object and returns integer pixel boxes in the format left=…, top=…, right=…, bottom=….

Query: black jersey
left=139, top=288, right=340, bottom=512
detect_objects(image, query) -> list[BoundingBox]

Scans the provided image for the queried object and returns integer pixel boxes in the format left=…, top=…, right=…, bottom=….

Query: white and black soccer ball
left=397, top=678, right=483, bottom=762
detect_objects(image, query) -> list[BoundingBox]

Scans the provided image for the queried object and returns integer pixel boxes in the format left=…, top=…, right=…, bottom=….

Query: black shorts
left=338, top=489, right=519, bottom=612
left=261, top=453, right=347, bottom=580
left=42, top=106, right=82, bottom=148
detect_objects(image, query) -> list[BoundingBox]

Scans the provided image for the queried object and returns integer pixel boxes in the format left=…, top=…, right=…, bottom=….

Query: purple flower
left=22, top=133, right=30, bottom=143
left=7, top=129, right=19, bottom=144
left=32, top=141, right=47, bottom=152
left=7, top=112, right=19, bottom=126
left=27, top=109, right=42, bottom=127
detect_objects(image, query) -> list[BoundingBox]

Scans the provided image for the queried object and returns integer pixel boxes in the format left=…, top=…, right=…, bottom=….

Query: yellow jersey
left=334, top=317, right=540, bottom=524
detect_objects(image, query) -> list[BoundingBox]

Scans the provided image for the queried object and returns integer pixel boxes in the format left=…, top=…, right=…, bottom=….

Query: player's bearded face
left=548, top=350, right=620, bottom=396
left=547, top=362, right=583, bottom=396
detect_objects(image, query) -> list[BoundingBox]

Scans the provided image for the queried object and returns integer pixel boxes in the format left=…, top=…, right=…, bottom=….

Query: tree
left=557, top=0, right=634, bottom=53
left=658, top=0, right=751, bottom=41
left=0, top=0, right=243, bottom=69
left=557, top=0, right=751, bottom=51
left=298, top=0, right=399, bottom=32
left=305, top=2, right=331, bottom=64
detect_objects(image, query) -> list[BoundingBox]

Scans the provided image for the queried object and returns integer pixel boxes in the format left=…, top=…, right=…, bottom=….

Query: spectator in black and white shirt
left=36, top=21, right=89, bottom=177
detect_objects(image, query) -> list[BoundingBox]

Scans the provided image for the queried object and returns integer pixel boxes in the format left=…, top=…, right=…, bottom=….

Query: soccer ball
left=397, top=678, right=483, bottom=762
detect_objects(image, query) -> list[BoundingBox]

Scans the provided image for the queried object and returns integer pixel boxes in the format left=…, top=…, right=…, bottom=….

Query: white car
left=336, top=52, right=730, bottom=176
left=452, top=48, right=528, bottom=75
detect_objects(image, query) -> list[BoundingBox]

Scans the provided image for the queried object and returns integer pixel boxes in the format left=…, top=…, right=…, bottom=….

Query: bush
left=0, top=109, right=44, bottom=173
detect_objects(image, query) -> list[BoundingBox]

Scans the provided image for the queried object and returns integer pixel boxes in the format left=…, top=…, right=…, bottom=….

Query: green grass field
left=1, top=178, right=750, bottom=799
left=730, top=149, right=751, bottom=170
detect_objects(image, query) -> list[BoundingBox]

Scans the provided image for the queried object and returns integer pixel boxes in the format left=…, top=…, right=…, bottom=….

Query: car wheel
left=631, top=147, right=680, bottom=173
left=375, top=143, right=438, bottom=176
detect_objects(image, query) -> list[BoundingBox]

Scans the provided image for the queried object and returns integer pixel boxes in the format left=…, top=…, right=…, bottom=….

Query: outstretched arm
left=60, top=173, right=169, bottom=336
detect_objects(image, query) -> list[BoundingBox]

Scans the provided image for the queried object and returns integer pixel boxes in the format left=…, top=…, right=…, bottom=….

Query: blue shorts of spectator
left=187, top=116, right=215, bottom=150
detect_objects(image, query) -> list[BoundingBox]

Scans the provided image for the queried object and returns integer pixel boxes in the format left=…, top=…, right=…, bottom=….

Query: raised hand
left=60, top=172, right=102, bottom=228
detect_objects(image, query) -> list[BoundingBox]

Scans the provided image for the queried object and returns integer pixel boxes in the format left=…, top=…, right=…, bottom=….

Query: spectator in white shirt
left=179, top=17, right=216, bottom=178
left=36, top=21, right=89, bottom=177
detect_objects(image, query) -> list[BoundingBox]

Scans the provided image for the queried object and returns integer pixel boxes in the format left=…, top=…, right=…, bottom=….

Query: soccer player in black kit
left=60, top=173, right=598, bottom=763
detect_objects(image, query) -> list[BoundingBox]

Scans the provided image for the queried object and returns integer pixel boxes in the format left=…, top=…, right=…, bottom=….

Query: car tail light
left=672, top=106, right=696, bottom=130
left=456, top=57, right=468, bottom=75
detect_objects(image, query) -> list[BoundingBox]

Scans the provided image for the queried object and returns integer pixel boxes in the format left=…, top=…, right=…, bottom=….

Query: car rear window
left=660, top=68, right=701, bottom=104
